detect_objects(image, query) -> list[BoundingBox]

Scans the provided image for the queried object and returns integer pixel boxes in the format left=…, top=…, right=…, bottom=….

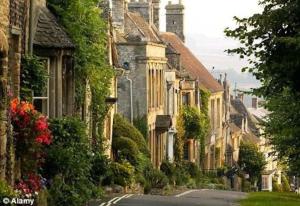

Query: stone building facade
left=161, top=1, right=224, bottom=167
left=112, top=0, right=172, bottom=167
left=0, top=0, right=29, bottom=184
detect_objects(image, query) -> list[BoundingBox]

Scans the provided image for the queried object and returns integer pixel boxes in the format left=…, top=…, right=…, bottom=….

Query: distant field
left=240, top=192, right=300, bottom=206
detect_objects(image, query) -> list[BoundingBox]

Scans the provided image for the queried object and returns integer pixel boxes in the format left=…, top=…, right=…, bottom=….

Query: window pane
left=33, top=99, right=48, bottom=115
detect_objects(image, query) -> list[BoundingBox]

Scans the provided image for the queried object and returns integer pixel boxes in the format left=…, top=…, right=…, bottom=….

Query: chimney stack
left=152, top=0, right=160, bottom=29
left=165, top=0, right=185, bottom=42
left=252, top=97, right=258, bottom=109
left=128, top=0, right=153, bottom=25
left=237, top=93, right=244, bottom=103
left=112, top=0, right=128, bottom=33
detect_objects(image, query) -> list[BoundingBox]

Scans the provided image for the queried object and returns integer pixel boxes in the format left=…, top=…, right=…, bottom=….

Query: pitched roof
left=33, top=7, right=74, bottom=49
left=230, top=99, right=259, bottom=135
left=124, top=12, right=162, bottom=43
left=160, top=32, right=223, bottom=93
left=242, top=132, right=261, bottom=144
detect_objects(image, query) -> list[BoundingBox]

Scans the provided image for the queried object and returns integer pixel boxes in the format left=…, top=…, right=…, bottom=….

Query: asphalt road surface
left=96, top=189, right=247, bottom=206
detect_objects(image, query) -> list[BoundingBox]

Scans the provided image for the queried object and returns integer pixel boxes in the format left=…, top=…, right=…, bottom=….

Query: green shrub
left=112, top=136, right=140, bottom=166
left=186, top=178, right=197, bottom=189
left=135, top=153, right=152, bottom=174
left=0, top=180, right=16, bottom=199
left=242, top=179, right=251, bottom=192
left=110, top=161, right=134, bottom=187
left=143, top=182, right=151, bottom=194
left=160, top=161, right=175, bottom=178
left=272, top=177, right=282, bottom=192
left=133, top=115, right=148, bottom=140
left=113, top=114, right=149, bottom=156
left=45, top=117, right=96, bottom=206
left=183, top=161, right=200, bottom=178
left=281, top=175, right=291, bottom=192
left=144, top=165, right=169, bottom=189
left=90, top=153, right=112, bottom=186
left=217, top=167, right=226, bottom=177
left=174, top=163, right=190, bottom=186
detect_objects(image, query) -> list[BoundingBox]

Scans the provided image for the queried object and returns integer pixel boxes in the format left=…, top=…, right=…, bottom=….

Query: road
left=95, top=189, right=247, bottom=206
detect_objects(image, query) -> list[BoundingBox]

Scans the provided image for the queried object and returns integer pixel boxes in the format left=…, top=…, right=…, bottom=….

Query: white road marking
left=175, top=190, right=198, bottom=197
left=99, top=194, right=134, bottom=206
left=106, top=196, right=120, bottom=206
left=175, top=189, right=208, bottom=198
left=112, top=194, right=130, bottom=205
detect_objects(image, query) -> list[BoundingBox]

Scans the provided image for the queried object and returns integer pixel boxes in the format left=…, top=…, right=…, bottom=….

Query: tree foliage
left=238, top=142, right=266, bottom=183
left=225, top=0, right=300, bottom=172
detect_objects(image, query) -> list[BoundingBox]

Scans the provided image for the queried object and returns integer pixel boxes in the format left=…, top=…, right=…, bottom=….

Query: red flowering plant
left=10, top=98, right=52, bottom=196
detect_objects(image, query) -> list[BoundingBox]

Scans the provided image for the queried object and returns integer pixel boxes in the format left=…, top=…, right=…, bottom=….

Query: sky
left=159, top=0, right=262, bottom=90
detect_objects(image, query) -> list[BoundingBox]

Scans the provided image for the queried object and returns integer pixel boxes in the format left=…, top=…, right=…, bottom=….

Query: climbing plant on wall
left=20, top=55, right=48, bottom=100
left=175, top=88, right=210, bottom=165
left=47, top=0, right=114, bottom=146
left=199, top=88, right=211, bottom=169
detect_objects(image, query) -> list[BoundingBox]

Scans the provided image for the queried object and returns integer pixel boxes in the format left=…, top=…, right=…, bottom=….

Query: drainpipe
left=125, top=75, right=133, bottom=123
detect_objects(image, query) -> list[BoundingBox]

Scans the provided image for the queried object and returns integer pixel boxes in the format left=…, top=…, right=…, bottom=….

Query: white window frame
left=32, top=58, right=50, bottom=116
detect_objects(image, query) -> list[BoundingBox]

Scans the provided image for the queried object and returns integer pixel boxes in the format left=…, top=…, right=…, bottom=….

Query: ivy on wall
left=47, top=0, right=114, bottom=145
left=175, top=88, right=211, bottom=166
left=199, top=88, right=211, bottom=169
left=20, top=55, right=48, bottom=100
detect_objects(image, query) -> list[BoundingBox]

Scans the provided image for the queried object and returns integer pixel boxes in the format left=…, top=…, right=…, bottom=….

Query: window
left=182, top=92, right=190, bottom=105
left=148, top=69, right=151, bottom=109
left=217, top=98, right=220, bottom=128
left=262, top=176, right=268, bottom=190
left=33, top=58, right=50, bottom=115
left=211, top=99, right=215, bottom=130
left=184, top=142, right=189, bottom=160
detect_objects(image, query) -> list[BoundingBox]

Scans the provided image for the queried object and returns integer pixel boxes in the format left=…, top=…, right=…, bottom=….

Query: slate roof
left=33, top=7, right=74, bottom=49
left=124, top=12, right=162, bottom=43
left=160, top=32, right=223, bottom=93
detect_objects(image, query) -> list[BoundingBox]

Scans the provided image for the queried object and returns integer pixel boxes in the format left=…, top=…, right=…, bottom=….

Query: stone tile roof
left=33, top=7, right=74, bottom=49
left=160, top=32, right=223, bottom=93
left=242, top=132, right=261, bottom=144
left=229, top=123, right=241, bottom=133
left=230, top=99, right=259, bottom=135
left=125, top=12, right=162, bottom=43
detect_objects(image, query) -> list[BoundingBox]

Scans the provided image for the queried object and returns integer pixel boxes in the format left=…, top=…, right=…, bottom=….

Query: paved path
left=95, top=190, right=247, bottom=206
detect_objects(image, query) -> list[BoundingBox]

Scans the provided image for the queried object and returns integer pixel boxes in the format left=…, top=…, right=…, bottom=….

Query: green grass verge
left=240, top=192, right=300, bottom=206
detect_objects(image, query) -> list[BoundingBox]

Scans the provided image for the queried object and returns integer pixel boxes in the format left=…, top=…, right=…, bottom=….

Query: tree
left=225, top=0, right=300, bottom=172
left=238, top=142, right=266, bottom=183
